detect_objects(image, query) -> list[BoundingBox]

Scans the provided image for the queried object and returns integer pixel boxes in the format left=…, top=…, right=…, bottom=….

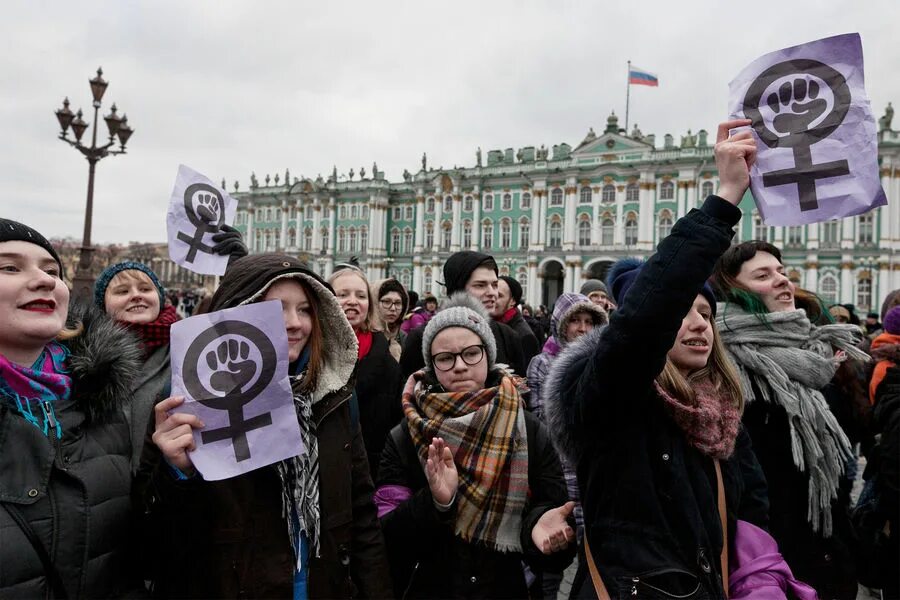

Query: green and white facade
left=233, top=110, right=900, bottom=312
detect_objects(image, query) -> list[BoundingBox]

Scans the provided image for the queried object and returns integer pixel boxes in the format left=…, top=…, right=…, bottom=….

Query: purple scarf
left=0, top=342, right=72, bottom=438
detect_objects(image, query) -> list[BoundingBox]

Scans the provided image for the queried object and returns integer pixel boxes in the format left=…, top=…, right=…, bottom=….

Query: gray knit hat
left=422, top=292, right=496, bottom=371
left=580, top=279, right=608, bottom=296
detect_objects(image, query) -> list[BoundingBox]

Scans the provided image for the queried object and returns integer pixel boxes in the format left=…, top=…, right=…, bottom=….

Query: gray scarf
left=716, top=304, right=867, bottom=536
left=276, top=374, right=321, bottom=568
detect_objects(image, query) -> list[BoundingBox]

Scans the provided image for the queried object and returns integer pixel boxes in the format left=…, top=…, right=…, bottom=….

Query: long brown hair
left=656, top=315, right=745, bottom=414
left=291, top=277, right=325, bottom=394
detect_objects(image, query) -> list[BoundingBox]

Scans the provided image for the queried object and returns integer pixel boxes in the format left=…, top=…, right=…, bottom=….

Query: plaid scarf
left=121, top=305, right=179, bottom=354
left=402, top=371, right=529, bottom=552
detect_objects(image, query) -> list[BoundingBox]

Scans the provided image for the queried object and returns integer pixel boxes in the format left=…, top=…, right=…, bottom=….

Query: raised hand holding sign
left=168, top=301, right=303, bottom=480
left=728, top=33, right=886, bottom=225
left=166, top=165, right=238, bottom=275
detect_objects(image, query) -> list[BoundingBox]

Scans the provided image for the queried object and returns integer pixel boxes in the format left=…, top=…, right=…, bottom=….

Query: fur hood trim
left=542, top=326, right=605, bottom=463
left=63, top=302, right=143, bottom=423
left=556, top=301, right=608, bottom=345
left=240, top=271, right=357, bottom=404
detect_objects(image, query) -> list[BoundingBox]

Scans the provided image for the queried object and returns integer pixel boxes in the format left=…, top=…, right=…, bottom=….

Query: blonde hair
left=328, top=267, right=378, bottom=332
left=655, top=317, right=744, bottom=414
left=56, top=321, right=84, bottom=341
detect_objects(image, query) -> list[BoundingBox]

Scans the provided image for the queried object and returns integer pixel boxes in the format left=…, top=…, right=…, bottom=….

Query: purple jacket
left=400, top=308, right=433, bottom=334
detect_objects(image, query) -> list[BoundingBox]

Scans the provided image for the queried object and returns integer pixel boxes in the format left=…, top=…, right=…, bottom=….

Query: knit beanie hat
left=442, top=251, right=498, bottom=295
left=94, top=261, right=165, bottom=309
left=422, top=292, right=497, bottom=371
left=884, top=306, right=900, bottom=335
left=0, top=218, right=63, bottom=272
left=500, top=275, right=523, bottom=305
left=377, top=278, right=409, bottom=317
left=209, top=254, right=332, bottom=311
left=580, top=279, right=608, bottom=296
left=608, top=257, right=718, bottom=317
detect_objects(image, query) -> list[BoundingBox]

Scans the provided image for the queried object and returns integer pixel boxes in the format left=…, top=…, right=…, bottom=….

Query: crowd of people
left=1, top=118, right=898, bottom=599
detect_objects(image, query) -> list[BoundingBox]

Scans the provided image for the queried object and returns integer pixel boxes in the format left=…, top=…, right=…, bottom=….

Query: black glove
left=211, top=224, right=248, bottom=266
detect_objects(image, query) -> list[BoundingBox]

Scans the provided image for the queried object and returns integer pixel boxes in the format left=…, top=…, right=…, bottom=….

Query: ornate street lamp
left=55, top=67, right=134, bottom=299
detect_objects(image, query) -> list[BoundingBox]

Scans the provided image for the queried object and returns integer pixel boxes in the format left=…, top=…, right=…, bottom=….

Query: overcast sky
left=2, top=1, right=897, bottom=243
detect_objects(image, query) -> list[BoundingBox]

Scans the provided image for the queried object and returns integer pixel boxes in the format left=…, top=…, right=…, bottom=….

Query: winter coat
left=126, top=344, right=171, bottom=472
left=401, top=308, right=433, bottom=334
left=371, top=278, right=409, bottom=362
left=356, top=331, right=404, bottom=481
left=136, top=274, right=392, bottom=599
left=1, top=303, right=143, bottom=599
left=544, top=198, right=770, bottom=599
left=400, top=319, right=527, bottom=380
left=523, top=314, right=547, bottom=344
left=502, top=309, right=541, bottom=366
left=376, top=403, right=576, bottom=598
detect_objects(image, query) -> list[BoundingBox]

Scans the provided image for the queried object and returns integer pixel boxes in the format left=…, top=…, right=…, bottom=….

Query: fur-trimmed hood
left=551, top=292, right=608, bottom=346
left=542, top=326, right=605, bottom=464
left=64, top=301, right=143, bottom=423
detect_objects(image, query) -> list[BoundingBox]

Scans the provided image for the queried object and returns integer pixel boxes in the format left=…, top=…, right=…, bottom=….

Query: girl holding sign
left=143, top=254, right=391, bottom=599
left=0, top=219, right=143, bottom=598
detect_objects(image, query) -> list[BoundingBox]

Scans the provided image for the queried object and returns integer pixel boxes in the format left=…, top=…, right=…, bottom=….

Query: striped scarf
left=277, top=370, right=321, bottom=567
left=402, top=371, right=529, bottom=552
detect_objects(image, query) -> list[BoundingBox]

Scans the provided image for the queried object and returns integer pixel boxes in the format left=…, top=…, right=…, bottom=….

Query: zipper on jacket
left=40, top=400, right=63, bottom=441
left=401, top=562, right=419, bottom=600
left=629, top=575, right=702, bottom=599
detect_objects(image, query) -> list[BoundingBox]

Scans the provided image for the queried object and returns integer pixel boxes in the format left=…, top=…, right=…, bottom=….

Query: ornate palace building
left=232, top=107, right=900, bottom=312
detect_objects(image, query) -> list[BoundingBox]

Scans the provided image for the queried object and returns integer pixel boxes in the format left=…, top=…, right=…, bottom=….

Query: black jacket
left=377, top=404, right=575, bottom=598
left=545, top=198, right=769, bottom=599
left=357, top=332, right=404, bottom=481
left=502, top=309, right=540, bottom=366
left=0, top=304, right=143, bottom=599
left=400, top=319, right=527, bottom=379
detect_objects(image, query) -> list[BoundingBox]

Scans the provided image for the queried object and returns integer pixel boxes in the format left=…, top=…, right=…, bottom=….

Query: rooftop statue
left=879, top=102, right=894, bottom=132
left=681, top=129, right=697, bottom=148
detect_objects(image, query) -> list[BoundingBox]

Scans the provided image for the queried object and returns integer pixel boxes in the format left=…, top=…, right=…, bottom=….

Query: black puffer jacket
left=377, top=384, right=575, bottom=599
left=356, top=332, right=404, bottom=481
left=0, top=303, right=142, bottom=598
left=544, top=198, right=769, bottom=599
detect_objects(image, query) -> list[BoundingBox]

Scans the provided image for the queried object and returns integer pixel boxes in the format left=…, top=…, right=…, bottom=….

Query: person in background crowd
left=400, top=251, right=526, bottom=379
left=525, top=291, right=606, bottom=598
left=492, top=275, right=539, bottom=364
left=376, top=293, right=576, bottom=598
left=829, top=304, right=852, bottom=325
left=865, top=312, right=883, bottom=338
left=713, top=238, right=869, bottom=599
left=537, top=305, right=552, bottom=341
left=405, top=290, right=419, bottom=320
left=522, top=303, right=547, bottom=343
left=857, top=305, right=900, bottom=597
left=329, top=266, right=403, bottom=481
left=139, top=254, right=392, bottom=599
left=544, top=122, right=809, bottom=599
left=1, top=218, right=143, bottom=598
left=579, top=279, right=616, bottom=312
left=372, top=278, right=409, bottom=362
left=94, top=227, right=246, bottom=472
left=402, top=293, right=438, bottom=334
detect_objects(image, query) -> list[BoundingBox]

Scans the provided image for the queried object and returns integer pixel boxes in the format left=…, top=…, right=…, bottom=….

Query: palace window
left=462, top=221, right=472, bottom=248
left=403, top=228, right=414, bottom=253
left=424, top=268, right=432, bottom=293
left=626, top=183, right=639, bottom=202
left=304, top=228, right=312, bottom=251
left=502, top=193, right=512, bottom=210
left=287, top=228, right=297, bottom=248
left=821, top=221, right=839, bottom=248
left=427, top=197, right=435, bottom=213
left=405, top=206, right=414, bottom=220
left=361, top=205, right=369, bottom=219
left=392, top=207, right=401, bottom=220
left=482, top=220, right=494, bottom=249
left=518, top=268, right=528, bottom=299
left=339, top=206, right=347, bottom=220
left=443, top=196, right=453, bottom=213
left=548, top=220, right=562, bottom=248
left=441, top=222, right=452, bottom=250
left=820, top=274, right=838, bottom=303
left=624, top=215, right=638, bottom=246
left=351, top=205, right=358, bottom=219
left=660, top=181, right=675, bottom=200
left=401, top=269, right=411, bottom=289
left=658, top=211, right=673, bottom=241
left=305, top=205, right=313, bottom=220
left=501, top=219, right=512, bottom=249
left=580, top=187, right=592, bottom=204
left=360, top=227, right=368, bottom=253
left=550, top=188, right=563, bottom=206
left=425, top=223, right=434, bottom=248
left=753, top=215, right=768, bottom=241
left=521, top=192, right=532, bottom=210
left=601, top=217, right=614, bottom=245
left=602, top=184, right=616, bottom=203
left=857, top=277, right=872, bottom=310
left=464, top=196, right=473, bottom=212
left=391, top=229, right=401, bottom=254
left=273, top=229, right=280, bottom=249
left=321, top=228, right=329, bottom=253
left=519, top=218, right=530, bottom=249
left=578, top=219, right=592, bottom=247
left=858, top=214, right=874, bottom=244
left=348, top=228, right=357, bottom=253
left=787, top=226, right=803, bottom=246
left=701, top=181, right=714, bottom=198
left=484, top=195, right=494, bottom=211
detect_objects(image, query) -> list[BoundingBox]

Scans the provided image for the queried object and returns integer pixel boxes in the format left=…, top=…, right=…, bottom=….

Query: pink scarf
left=654, top=379, right=740, bottom=459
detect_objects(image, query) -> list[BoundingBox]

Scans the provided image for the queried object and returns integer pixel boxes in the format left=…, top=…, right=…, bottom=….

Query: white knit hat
left=421, top=292, right=497, bottom=371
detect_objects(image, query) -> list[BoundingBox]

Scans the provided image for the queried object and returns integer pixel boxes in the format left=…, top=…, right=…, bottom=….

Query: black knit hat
left=0, top=218, right=63, bottom=272
left=377, top=278, right=410, bottom=317
left=499, top=275, right=523, bottom=305
left=442, top=251, right=498, bottom=296
left=209, top=254, right=332, bottom=312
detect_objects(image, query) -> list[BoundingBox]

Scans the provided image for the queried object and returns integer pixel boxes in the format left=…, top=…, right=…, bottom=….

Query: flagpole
left=625, top=60, right=631, bottom=133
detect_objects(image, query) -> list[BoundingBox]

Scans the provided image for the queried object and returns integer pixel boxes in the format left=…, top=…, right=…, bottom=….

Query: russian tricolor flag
left=628, top=65, right=658, bottom=87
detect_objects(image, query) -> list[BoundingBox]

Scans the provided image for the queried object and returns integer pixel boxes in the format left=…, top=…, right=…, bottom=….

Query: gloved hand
left=211, top=224, right=248, bottom=266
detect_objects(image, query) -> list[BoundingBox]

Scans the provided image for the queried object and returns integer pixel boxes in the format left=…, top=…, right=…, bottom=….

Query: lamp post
left=55, top=67, right=134, bottom=299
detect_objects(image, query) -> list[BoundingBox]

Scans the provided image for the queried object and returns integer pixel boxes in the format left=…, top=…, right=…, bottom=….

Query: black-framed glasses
left=379, top=299, right=403, bottom=310
left=431, top=344, right=485, bottom=371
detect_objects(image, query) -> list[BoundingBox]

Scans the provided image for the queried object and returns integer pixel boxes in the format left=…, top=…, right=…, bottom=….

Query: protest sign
left=728, top=33, right=886, bottom=225
left=166, top=164, right=237, bottom=276
left=170, top=300, right=303, bottom=481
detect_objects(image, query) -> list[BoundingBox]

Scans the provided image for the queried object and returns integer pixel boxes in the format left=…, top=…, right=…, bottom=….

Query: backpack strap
left=2, top=502, right=69, bottom=598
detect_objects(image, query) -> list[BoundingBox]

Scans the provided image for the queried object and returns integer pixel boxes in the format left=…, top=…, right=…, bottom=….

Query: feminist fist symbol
left=767, top=78, right=828, bottom=135
left=207, top=339, right=256, bottom=395
left=196, top=193, right=220, bottom=224
left=177, top=183, right=226, bottom=262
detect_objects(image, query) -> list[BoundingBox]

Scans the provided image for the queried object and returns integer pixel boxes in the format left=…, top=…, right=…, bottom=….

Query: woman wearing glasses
left=374, top=293, right=576, bottom=598
left=372, top=278, right=409, bottom=362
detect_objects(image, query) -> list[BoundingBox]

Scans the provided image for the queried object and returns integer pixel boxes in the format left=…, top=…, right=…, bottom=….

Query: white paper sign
left=166, top=164, right=237, bottom=276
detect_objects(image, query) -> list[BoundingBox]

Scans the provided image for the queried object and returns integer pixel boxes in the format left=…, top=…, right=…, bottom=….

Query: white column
left=472, top=193, right=481, bottom=248
left=246, top=202, right=255, bottom=251
left=528, top=258, right=538, bottom=306
left=280, top=200, right=289, bottom=250
left=431, top=258, right=441, bottom=298
left=573, top=258, right=583, bottom=292
left=563, top=182, right=577, bottom=251
left=312, top=198, right=322, bottom=252
left=530, top=189, right=542, bottom=251
left=805, top=257, right=819, bottom=293
left=413, top=259, right=423, bottom=294
left=451, top=189, right=462, bottom=251
left=591, top=194, right=601, bottom=246
left=878, top=257, right=891, bottom=311
left=774, top=225, right=784, bottom=247
left=638, top=176, right=655, bottom=249
left=677, top=181, right=687, bottom=218
left=614, top=189, right=624, bottom=245
left=840, top=255, right=853, bottom=304
left=327, top=198, right=336, bottom=256
left=414, top=194, right=425, bottom=252
left=565, top=261, right=575, bottom=294
left=539, top=191, right=548, bottom=245
left=807, top=222, right=820, bottom=250
left=432, top=190, right=442, bottom=253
